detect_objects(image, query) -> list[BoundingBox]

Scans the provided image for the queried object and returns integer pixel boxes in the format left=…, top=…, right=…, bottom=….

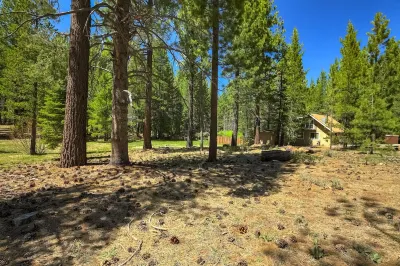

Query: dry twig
left=148, top=211, right=168, bottom=231
left=118, top=240, right=143, bottom=266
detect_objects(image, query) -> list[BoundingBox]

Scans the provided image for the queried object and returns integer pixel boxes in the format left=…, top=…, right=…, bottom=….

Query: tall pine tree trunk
left=187, top=71, right=194, bottom=148
left=30, top=82, right=38, bottom=155
left=277, top=71, right=284, bottom=146
left=110, top=0, right=131, bottom=165
left=254, top=98, right=260, bottom=145
left=200, top=120, right=204, bottom=151
left=60, top=0, right=90, bottom=168
left=143, top=0, right=153, bottom=150
left=208, top=0, right=219, bottom=162
left=231, top=70, right=239, bottom=147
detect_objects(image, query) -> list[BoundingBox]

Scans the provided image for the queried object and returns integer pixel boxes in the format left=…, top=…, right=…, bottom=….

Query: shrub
left=353, top=243, right=382, bottom=264
left=331, top=179, right=343, bottom=190
left=13, top=138, right=47, bottom=155
left=310, top=239, right=325, bottom=260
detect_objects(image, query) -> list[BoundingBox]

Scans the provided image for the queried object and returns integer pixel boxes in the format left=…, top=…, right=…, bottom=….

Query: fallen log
left=261, top=150, right=292, bottom=162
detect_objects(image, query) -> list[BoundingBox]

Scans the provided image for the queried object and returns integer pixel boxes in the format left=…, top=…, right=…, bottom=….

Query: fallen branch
left=148, top=211, right=168, bottom=231
left=118, top=240, right=143, bottom=266
left=229, top=241, right=244, bottom=249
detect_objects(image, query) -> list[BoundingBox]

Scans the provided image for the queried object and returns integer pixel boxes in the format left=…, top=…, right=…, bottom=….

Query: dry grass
left=0, top=146, right=400, bottom=266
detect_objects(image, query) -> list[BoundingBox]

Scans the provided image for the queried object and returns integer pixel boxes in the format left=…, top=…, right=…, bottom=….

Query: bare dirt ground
left=1, top=148, right=400, bottom=266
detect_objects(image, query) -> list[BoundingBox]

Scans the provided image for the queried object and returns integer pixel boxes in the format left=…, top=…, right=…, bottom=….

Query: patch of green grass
left=0, top=139, right=210, bottom=166
left=259, top=233, right=275, bottom=242
left=0, top=140, right=60, bottom=166
left=100, top=246, right=118, bottom=260
left=300, top=173, right=328, bottom=188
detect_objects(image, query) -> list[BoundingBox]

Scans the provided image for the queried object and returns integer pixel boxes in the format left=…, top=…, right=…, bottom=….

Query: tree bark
left=110, top=0, right=131, bottom=165
left=30, top=82, right=38, bottom=155
left=231, top=70, right=239, bottom=147
left=208, top=0, right=219, bottom=162
left=187, top=71, right=194, bottom=148
left=276, top=71, right=284, bottom=146
left=254, top=98, right=260, bottom=145
left=200, top=121, right=204, bottom=151
left=143, top=0, right=153, bottom=150
left=60, top=0, right=91, bottom=168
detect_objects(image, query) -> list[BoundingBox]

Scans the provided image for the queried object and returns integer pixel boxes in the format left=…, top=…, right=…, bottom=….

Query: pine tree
left=227, top=0, right=283, bottom=145
left=88, top=70, right=112, bottom=141
left=282, top=28, right=307, bottom=144
left=39, top=36, right=68, bottom=149
left=310, top=71, right=328, bottom=113
left=352, top=53, right=396, bottom=148
left=0, top=0, right=57, bottom=153
left=60, top=0, right=91, bottom=167
left=336, top=21, right=364, bottom=144
left=352, top=12, right=396, bottom=149
left=152, top=47, right=180, bottom=138
left=182, top=0, right=243, bottom=161
left=367, top=12, right=390, bottom=66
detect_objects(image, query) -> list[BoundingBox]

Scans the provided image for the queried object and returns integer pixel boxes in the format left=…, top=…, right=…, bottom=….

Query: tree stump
left=261, top=150, right=292, bottom=162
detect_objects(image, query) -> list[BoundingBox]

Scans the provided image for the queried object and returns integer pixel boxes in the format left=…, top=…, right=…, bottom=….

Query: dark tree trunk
left=136, top=122, right=141, bottom=138
left=30, top=82, right=38, bottom=155
left=208, top=0, right=219, bottom=162
left=276, top=71, right=284, bottom=146
left=60, top=0, right=90, bottom=168
left=110, top=0, right=131, bottom=165
left=200, top=121, right=204, bottom=151
left=254, top=98, right=260, bottom=145
left=231, top=70, right=239, bottom=147
left=187, top=71, right=194, bottom=148
left=143, top=0, right=153, bottom=150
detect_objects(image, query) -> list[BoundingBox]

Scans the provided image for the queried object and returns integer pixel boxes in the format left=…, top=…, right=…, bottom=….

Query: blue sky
left=275, top=0, right=400, bottom=82
left=55, top=0, right=400, bottom=84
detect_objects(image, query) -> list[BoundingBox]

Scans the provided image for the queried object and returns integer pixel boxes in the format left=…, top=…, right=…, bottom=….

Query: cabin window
left=310, top=132, right=319, bottom=139
left=305, top=120, right=314, bottom=129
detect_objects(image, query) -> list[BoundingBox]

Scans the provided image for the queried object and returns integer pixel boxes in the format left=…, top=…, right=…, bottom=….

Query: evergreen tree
left=352, top=52, right=396, bottom=147
left=152, top=47, right=181, bottom=138
left=88, top=69, right=112, bottom=141
left=282, top=28, right=308, bottom=143
left=309, top=71, right=328, bottom=113
left=336, top=21, right=364, bottom=144
left=61, top=0, right=91, bottom=167
left=39, top=36, right=68, bottom=148
left=0, top=0, right=57, bottom=154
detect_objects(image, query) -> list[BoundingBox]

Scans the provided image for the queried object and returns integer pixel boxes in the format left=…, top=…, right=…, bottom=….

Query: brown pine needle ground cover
left=1, top=146, right=400, bottom=266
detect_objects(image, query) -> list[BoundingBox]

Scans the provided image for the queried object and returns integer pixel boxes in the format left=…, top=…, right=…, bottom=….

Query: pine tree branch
left=2, top=2, right=112, bottom=38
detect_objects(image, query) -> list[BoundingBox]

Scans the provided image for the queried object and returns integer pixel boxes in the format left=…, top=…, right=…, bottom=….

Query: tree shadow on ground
left=360, top=197, right=400, bottom=245
left=0, top=150, right=297, bottom=265
left=316, top=196, right=400, bottom=266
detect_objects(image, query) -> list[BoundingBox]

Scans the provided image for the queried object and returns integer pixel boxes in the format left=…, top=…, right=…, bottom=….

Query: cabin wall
left=259, top=131, right=275, bottom=145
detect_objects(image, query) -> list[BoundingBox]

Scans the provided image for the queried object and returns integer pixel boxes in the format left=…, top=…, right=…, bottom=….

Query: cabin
left=295, top=114, right=343, bottom=147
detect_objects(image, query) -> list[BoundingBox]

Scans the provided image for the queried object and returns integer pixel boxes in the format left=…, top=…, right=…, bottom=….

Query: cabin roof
left=310, top=113, right=344, bottom=133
